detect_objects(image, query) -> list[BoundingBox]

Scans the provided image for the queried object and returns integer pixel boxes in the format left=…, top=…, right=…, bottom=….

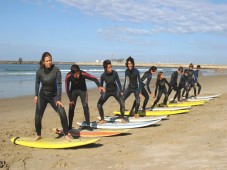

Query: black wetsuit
left=123, top=68, right=141, bottom=114
left=132, top=71, right=152, bottom=110
left=35, top=65, right=68, bottom=136
left=179, top=74, right=189, bottom=99
left=168, top=71, right=181, bottom=101
left=97, top=70, right=125, bottom=120
left=65, top=70, right=100, bottom=129
left=151, top=78, right=170, bottom=107
left=194, top=70, right=201, bottom=95
left=182, top=69, right=196, bottom=96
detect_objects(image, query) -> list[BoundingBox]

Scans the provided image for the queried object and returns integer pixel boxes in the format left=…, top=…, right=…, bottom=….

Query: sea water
left=0, top=63, right=223, bottom=99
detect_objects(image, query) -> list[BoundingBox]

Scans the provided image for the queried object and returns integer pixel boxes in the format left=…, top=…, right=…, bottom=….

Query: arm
left=123, top=71, right=128, bottom=92
left=65, top=73, right=73, bottom=101
left=34, top=70, right=40, bottom=104
left=154, top=81, right=158, bottom=97
left=56, top=68, right=62, bottom=101
left=137, top=70, right=142, bottom=93
left=165, top=78, right=170, bottom=88
left=82, top=71, right=101, bottom=87
left=115, top=72, right=123, bottom=92
left=146, top=76, right=152, bottom=94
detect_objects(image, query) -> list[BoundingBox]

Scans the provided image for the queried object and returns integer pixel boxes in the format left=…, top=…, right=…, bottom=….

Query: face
left=73, top=71, right=80, bottom=79
left=106, top=64, right=112, bottom=74
left=43, top=56, right=52, bottom=68
left=151, top=70, right=156, bottom=75
left=127, top=61, right=133, bottom=70
left=197, top=68, right=200, bottom=71
left=178, top=70, right=183, bottom=75
left=185, top=73, right=188, bottom=76
left=160, top=73, right=165, bottom=79
left=189, top=66, right=193, bottom=70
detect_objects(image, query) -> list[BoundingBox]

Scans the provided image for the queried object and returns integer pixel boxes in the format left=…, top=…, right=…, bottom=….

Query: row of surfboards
left=11, top=94, right=221, bottom=149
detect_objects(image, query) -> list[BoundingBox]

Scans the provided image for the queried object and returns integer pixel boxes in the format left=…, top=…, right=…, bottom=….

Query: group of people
left=34, top=52, right=202, bottom=140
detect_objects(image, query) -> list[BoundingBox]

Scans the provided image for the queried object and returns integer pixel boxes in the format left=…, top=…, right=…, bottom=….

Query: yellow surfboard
left=114, top=109, right=190, bottom=116
left=11, top=137, right=100, bottom=149
left=162, top=101, right=205, bottom=107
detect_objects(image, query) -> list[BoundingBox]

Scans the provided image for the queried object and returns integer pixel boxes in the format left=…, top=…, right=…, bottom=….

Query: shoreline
left=1, top=60, right=227, bottom=69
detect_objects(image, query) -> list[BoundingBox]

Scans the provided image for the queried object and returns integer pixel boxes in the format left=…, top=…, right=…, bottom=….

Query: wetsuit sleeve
left=170, top=72, right=177, bottom=86
left=100, top=74, right=104, bottom=87
left=137, top=70, right=142, bottom=93
left=146, top=76, right=152, bottom=94
left=194, top=70, right=198, bottom=83
left=35, top=70, right=40, bottom=96
left=154, top=81, right=158, bottom=97
left=123, top=71, right=128, bottom=92
left=115, top=72, right=123, bottom=92
left=82, top=71, right=101, bottom=87
left=65, top=73, right=73, bottom=101
left=56, top=69, right=62, bottom=101
left=165, top=78, right=170, bottom=88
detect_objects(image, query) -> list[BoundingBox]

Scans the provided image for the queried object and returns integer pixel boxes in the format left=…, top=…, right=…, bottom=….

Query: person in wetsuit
left=131, top=66, right=157, bottom=112
left=178, top=69, right=189, bottom=100
left=123, top=57, right=142, bottom=117
left=34, top=52, right=71, bottom=141
left=168, top=66, right=183, bottom=102
left=150, top=72, right=170, bottom=108
left=182, top=63, right=197, bottom=97
left=65, top=64, right=104, bottom=131
left=97, top=60, right=127, bottom=124
left=195, top=65, right=202, bottom=96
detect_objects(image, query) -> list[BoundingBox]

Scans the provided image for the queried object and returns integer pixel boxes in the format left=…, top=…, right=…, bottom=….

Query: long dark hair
left=39, top=52, right=52, bottom=68
left=157, top=71, right=163, bottom=80
left=125, top=56, right=135, bottom=68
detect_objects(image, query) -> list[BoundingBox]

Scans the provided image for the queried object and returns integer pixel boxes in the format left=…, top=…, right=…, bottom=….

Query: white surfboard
left=147, top=106, right=191, bottom=111
left=192, top=94, right=221, bottom=99
left=77, top=119, right=161, bottom=129
left=97, top=116, right=167, bottom=123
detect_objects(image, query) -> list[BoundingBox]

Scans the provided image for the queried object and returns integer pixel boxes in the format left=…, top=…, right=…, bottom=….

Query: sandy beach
left=1, top=74, right=227, bottom=170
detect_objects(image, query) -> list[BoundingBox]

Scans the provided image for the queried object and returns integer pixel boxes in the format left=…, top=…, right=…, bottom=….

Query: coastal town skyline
left=1, top=0, right=227, bottom=64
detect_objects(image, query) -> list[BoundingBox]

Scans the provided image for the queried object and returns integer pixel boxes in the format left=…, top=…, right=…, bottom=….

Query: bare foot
left=121, top=119, right=128, bottom=123
left=34, top=135, right=41, bottom=141
left=65, top=135, right=73, bottom=141
left=134, top=114, right=140, bottom=118
left=98, top=120, right=107, bottom=124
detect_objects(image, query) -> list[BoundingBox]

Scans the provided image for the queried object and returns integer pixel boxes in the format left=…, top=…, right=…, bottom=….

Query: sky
left=1, top=0, right=227, bottom=64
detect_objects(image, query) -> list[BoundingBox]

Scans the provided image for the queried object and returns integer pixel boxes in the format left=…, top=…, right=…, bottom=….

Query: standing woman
left=34, top=52, right=71, bottom=141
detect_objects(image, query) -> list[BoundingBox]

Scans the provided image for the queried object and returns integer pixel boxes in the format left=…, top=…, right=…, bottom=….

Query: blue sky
left=1, top=0, right=227, bottom=64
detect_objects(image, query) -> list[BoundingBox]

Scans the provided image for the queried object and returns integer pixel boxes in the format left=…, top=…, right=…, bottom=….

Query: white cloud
left=57, top=0, right=227, bottom=34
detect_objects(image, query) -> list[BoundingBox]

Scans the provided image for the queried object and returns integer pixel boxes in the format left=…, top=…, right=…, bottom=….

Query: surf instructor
left=34, top=52, right=71, bottom=141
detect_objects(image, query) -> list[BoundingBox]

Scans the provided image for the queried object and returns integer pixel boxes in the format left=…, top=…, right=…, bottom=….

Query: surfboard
left=53, top=128, right=130, bottom=137
left=77, top=119, right=161, bottom=129
left=114, top=109, right=190, bottom=116
left=165, top=101, right=205, bottom=107
left=97, top=116, right=167, bottom=123
left=170, top=98, right=211, bottom=102
left=147, top=106, right=191, bottom=111
left=11, top=137, right=100, bottom=149
left=191, top=94, right=222, bottom=99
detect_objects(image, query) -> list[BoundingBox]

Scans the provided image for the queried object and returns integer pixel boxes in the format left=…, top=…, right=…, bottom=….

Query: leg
left=79, top=91, right=91, bottom=127
left=35, top=93, right=47, bottom=137
left=97, top=92, right=110, bottom=121
left=142, top=87, right=149, bottom=110
left=133, top=89, right=140, bottom=114
left=151, top=90, right=162, bottom=108
left=123, top=88, right=133, bottom=115
left=68, top=94, right=77, bottom=130
left=197, top=82, right=201, bottom=95
left=163, top=88, right=169, bottom=105
left=114, top=91, right=125, bottom=121
left=168, top=86, right=172, bottom=96
left=49, top=99, right=68, bottom=136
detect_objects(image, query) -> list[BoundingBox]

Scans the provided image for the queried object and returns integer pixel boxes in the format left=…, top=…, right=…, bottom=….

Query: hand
left=69, top=101, right=75, bottom=108
left=98, top=86, right=106, bottom=93
left=139, top=93, right=143, bottom=99
left=195, top=83, right=197, bottom=86
left=34, top=96, right=38, bottom=104
left=151, top=93, right=155, bottom=98
left=153, top=95, right=156, bottom=98
left=56, top=101, right=64, bottom=107
left=121, top=92, right=124, bottom=96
